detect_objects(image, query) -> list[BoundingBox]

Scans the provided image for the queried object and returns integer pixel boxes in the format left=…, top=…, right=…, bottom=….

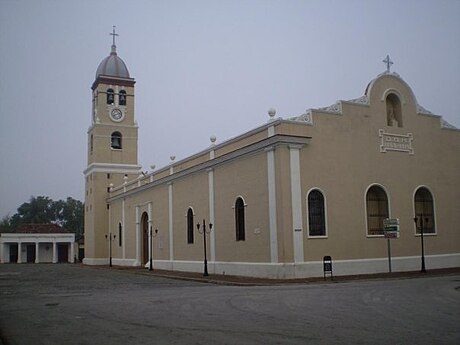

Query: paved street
left=0, top=264, right=459, bottom=345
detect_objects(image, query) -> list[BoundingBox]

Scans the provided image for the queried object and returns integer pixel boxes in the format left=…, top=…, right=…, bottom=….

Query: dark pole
left=149, top=227, right=153, bottom=271
left=109, top=234, right=112, bottom=267
left=387, top=238, right=392, bottom=273
left=414, top=216, right=427, bottom=273
left=197, top=220, right=212, bottom=277
left=420, top=217, right=427, bottom=273
left=106, top=233, right=113, bottom=267
left=203, top=219, right=208, bottom=276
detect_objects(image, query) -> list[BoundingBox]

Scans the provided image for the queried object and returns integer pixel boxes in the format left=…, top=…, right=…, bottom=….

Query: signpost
left=383, top=218, right=400, bottom=272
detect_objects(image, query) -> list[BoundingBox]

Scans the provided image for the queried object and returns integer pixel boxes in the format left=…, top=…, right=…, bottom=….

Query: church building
left=83, top=34, right=460, bottom=278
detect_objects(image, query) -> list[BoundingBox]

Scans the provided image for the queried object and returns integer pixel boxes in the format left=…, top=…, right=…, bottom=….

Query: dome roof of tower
left=95, top=44, right=130, bottom=79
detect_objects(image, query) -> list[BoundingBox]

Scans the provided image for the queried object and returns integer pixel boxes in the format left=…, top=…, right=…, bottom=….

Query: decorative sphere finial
left=170, top=155, right=176, bottom=162
left=150, top=165, right=156, bottom=171
left=268, top=108, right=276, bottom=119
left=210, top=135, right=217, bottom=145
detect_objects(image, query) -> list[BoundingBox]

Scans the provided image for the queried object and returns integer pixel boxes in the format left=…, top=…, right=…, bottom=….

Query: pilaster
left=289, top=144, right=304, bottom=263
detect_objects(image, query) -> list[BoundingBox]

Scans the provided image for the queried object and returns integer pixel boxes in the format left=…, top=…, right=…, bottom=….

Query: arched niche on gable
left=364, top=73, right=418, bottom=127
left=385, top=93, right=403, bottom=127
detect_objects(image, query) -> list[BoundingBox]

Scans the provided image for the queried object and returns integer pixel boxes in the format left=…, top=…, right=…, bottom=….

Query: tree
left=0, top=215, right=13, bottom=233
left=10, top=196, right=55, bottom=227
left=56, top=197, right=84, bottom=240
left=6, top=196, right=84, bottom=240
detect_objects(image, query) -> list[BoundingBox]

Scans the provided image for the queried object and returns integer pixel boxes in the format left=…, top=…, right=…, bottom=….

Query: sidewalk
left=94, top=265, right=460, bottom=286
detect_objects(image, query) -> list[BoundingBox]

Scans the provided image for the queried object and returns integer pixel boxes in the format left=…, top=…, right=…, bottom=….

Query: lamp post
left=105, top=232, right=116, bottom=267
left=196, top=219, right=213, bottom=276
left=149, top=227, right=158, bottom=271
left=413, top=216, right=428, bottom=273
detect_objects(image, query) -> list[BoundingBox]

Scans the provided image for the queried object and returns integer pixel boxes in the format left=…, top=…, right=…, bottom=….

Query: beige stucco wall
left=214, top=152, right=271, bottom=263
left=295, top=74, right=460, bottom=262
left=171, top=171, right=209, bottom=261
left=91, top=72, right=459, bottom=277
left=84, top=78, right=140, bottom=263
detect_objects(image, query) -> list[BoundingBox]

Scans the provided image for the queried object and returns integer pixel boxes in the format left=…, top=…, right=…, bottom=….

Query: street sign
left=383, top=218, right=400, bottom=239
left=383, top=218, right=400, bottom=273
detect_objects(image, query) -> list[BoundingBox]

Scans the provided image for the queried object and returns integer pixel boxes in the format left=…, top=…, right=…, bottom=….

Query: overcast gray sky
left=1, top=0, right=459, bottom=218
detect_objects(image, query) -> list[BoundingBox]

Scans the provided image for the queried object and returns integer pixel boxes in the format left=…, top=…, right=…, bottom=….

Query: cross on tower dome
left=94, top=26, right=130, bottom=79
left=110, top=25, right=119, bottom=54
left=383, top=55, right=394, bottom=73
left=110, top=26, right=118, bottom=46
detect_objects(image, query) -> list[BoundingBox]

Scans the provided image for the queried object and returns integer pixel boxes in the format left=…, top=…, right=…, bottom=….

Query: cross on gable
left=383, top=55, right=393, bottom=73
left=110, top=25, right=119, bottom=46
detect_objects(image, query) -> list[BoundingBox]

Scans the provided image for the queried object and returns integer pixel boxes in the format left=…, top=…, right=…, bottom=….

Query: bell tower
left=83, top=27, right=141, bottom=265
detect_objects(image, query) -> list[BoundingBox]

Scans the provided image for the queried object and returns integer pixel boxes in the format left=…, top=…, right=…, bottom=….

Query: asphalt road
left=0, top=264, right=459, bottom=345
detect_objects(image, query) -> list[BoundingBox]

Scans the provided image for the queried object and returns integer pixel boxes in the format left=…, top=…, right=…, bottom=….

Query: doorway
left=26, top=244, right=36, bottom=263
left=141, top=212, right=149, bottom=265
left=9, top=244, right=18, bottom=263
left=57, top=244, right=69, bottom=263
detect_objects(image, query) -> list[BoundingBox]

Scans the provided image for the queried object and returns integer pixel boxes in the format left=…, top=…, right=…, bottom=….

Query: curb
left=82, top=264, right=460, bottom=287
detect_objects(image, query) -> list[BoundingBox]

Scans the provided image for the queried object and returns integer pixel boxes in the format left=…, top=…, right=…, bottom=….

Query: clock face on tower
left=110, top=108, right=124, bottom=122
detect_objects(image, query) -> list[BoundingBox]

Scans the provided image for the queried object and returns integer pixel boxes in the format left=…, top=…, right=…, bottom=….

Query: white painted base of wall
left=113, top=258, right=138, bottom=266
left=84, top=253, right=460, bottom=279
left=83, top=257, right=141, bottom=266
left=82, top=258, right=109, bottom=265
left=152, top=254, right=460, bottom=279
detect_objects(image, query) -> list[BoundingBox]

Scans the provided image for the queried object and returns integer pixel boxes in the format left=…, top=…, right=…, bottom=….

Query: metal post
left=414, top=216, right=427, bottom=273
left=420, top=218, right=426, bottom=273
left=203, top=219, right=208, bottom=276
left=149, top=227, right=153, bottom=271
left=105, top=233, right=115, bottom=267
left=387, top=238, right=392, bottom=273
left=197, top=219, right=213, bottom=277
left=109, top=233, right=112, bottom=267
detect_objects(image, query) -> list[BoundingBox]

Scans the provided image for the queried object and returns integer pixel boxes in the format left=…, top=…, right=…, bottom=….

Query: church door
left=141, top=213, right=149, bottom=265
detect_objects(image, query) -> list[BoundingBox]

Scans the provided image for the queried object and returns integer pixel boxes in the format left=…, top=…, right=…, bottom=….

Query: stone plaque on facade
left=379, top=130, right=414, bottom=154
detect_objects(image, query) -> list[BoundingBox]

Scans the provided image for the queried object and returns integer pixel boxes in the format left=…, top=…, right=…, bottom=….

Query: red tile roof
left=15, top=224, right=69, bottom=234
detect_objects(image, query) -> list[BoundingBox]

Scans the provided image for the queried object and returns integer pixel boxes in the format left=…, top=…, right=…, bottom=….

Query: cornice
left=83, top=163, right=142, bottom=176
left=107, top=134, right=311, bottom=202
left=92, top=76, right=135, bottom=90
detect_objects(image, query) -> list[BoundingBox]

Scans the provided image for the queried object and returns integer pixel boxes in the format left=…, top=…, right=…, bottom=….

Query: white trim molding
left=84, top=162, right=142, bottom=176
left=289, top=144, right=304, bottom=263
left=266, top=147, right=278, bottom=263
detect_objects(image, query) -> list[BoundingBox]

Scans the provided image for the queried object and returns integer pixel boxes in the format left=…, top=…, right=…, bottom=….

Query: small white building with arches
left=84, top=37, right=460, bottom=278
left=0, top=224, right=76, bottom=264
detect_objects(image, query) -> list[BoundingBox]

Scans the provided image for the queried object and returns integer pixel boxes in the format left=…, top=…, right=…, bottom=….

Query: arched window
left=187, top=208, right=194, bottom=244
left=90, top=134, right=93, bottom=153
left=366, top=185, right=389, bottom=236
left=111, top=131, right=122, bottom=149
left=235, top=197, right=245, bottom=241
left=119, top=90, right=127, bottom=106
left=308, top=190, right=326, bottom=236
left=386, top=93, right=402, bottom=127
left=414, top=187, right=435, bottom=234
left=107, top=88, right=114, bottom=105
